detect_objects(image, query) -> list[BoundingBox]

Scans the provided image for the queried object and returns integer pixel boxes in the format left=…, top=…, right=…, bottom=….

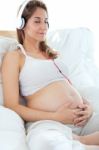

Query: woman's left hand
left=73, top=98, right=93, bottom=127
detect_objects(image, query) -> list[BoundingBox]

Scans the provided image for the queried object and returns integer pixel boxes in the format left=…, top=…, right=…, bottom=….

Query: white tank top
left=18, top=44, right=70, bottom=96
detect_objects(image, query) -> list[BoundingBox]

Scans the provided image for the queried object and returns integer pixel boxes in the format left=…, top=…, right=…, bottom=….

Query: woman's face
left=24, top=7, right=48, bottom=42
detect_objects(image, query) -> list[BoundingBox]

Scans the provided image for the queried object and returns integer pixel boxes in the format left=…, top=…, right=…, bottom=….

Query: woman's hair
left=17, top=0, right=57, bottom=59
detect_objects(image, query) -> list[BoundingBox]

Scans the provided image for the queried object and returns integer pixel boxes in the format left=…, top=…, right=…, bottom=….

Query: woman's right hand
left=54, top=102, right=81, bottom=124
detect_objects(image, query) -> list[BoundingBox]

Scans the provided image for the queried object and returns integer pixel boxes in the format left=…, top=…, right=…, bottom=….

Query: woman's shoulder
left=4, top=48, right=22, bottom=59
left=2, top=49, right=21, bottom=66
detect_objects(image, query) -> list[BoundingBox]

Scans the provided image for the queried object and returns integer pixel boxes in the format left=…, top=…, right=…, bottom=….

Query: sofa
left=0, top=27, right=99, bottom=150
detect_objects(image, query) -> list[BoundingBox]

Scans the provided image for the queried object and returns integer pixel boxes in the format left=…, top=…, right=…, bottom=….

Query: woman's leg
left=73, top=131, right=99, bottom=145
left=26, top=120, right=85, bottom=150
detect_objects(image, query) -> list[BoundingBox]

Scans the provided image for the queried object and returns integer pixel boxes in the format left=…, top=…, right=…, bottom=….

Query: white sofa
left=0, top=27, right=99, bottom=150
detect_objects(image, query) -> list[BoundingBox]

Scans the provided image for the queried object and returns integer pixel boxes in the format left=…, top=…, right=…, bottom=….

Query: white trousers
left=26, top=113, right=99, bottom=150
left=26, top=120, right=85, bottom=150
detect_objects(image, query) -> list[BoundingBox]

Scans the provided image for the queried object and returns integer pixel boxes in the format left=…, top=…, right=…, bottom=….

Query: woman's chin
left=39, top=38, right=46, bottom=42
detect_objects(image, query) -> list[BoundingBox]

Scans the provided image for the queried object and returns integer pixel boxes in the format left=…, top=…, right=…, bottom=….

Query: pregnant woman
left=2, top=0, right=99, bottom=150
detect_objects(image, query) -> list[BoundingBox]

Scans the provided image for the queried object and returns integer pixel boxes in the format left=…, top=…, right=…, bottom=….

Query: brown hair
left=17, top=0, right=57, bottom=59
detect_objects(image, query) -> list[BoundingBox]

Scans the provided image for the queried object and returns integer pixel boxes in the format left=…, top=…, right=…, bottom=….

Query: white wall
left=0, top=0, right=99, bottom=67
left=0, top=0, right=18, bottom=30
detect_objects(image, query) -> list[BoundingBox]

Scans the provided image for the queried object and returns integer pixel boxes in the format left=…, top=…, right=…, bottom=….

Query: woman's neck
left=23, top=39, right=40, bottom=53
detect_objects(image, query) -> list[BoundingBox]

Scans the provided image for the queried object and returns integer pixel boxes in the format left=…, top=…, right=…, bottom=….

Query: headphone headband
left=16, top=0, right=30, bottom=29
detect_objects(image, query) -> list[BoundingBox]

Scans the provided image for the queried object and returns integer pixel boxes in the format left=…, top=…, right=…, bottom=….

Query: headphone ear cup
left=21, top=17, right=25, bottom=29
left=17, top=17, right=25, bottom=29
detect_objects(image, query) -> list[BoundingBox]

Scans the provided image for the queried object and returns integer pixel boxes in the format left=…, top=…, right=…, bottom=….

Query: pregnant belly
left=26, top=81, right=83, bottom=111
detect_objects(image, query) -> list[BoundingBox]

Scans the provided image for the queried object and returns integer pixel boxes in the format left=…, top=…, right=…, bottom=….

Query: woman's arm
left=1, top=51, right=78, bottom=123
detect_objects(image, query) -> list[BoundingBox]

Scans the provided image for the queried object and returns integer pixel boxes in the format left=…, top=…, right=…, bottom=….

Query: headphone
left=16, top=0, right=30, bottom=29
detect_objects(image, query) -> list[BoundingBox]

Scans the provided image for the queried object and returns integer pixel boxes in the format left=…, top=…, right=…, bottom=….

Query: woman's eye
left=35, top=21, right=40, bottom=23
left=45, top=21, right=48, bottom=24
left=34, top=20, right=49, bottom=26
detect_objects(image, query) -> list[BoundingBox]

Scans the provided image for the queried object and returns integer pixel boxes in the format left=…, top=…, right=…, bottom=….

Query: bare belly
left=25, top=80, right=83, bottom=111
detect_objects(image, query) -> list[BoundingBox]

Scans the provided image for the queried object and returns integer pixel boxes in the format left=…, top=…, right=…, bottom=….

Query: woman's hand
left=54, top=102, right=81, bottom=124
left=74, top=98, right=93, bottom=127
